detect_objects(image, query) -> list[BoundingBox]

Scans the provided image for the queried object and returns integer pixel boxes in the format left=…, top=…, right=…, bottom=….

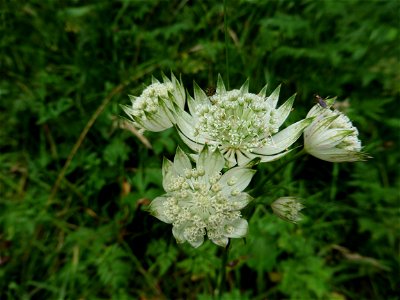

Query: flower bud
left=271, top=197, right=304, bottom=223
left=304, top=102, right=369, bottom=162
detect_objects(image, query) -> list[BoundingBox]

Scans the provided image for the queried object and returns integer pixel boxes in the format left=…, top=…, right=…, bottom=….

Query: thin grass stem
left=224, top=0, right=230, bottom=89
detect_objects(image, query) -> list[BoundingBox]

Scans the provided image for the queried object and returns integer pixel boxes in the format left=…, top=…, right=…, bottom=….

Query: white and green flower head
left=175, top=75, right=314, bottom=167
left=271, top=197, right=304, bottom=223
left=122, top=73, right=185, bottom=132
left=304, top=99, right=369, bottom=162
left=149, top=146, right=256, bottom=248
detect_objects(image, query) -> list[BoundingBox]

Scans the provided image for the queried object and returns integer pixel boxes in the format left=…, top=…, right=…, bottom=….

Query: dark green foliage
left=1, top=0, right=398, bottom=299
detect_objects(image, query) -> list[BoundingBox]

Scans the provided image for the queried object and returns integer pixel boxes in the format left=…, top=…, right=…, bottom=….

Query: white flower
left=304, top=100, right=369, bottom=162
left=271, top=197, right=304, bottom=223
left=121, top=73, right=185, bottom=132
left=175, top=75, right=314, bottom=167
left=149, top=146, right=255, bottom=248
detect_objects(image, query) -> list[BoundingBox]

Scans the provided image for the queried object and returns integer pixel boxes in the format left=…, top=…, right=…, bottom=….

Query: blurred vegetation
left=0, top=0, right=399, bottom=299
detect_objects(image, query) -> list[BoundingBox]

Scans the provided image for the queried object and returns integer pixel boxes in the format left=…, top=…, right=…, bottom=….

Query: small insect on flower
left=205, top=86, right=216, bottom=97
left=314, top=94, right=328, bottom=108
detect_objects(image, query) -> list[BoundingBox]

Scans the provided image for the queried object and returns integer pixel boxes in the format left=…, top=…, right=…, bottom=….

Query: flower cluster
left=121, top=73, right=185, bottom=132
left=122, top=73, right=368, bottom=248
left=176, top=76, right=313, bottom=167
left=149, top=146, right=255, bottom=247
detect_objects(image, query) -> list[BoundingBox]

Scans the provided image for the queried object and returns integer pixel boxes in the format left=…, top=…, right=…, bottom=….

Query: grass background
left=1, top=0, right=399, bottom=299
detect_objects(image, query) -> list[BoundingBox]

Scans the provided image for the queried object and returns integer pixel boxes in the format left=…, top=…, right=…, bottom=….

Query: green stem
left=253, top=149, right=307, bottom=195
left=330, top=163, right=339, bottom=201
left=218, top=240, right=230, bottom=297
left=223, top=0, right=230, bottom=89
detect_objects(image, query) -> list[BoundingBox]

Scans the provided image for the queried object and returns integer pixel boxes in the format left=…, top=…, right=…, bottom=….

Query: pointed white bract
left=175, top=75, right=313, bottom=167
left=304, top=101, right=368, bottom=162
left=271, top=197, right=304, bottom=223
left=149, top=146, right=255, bottom=248
left=121, top=73, right=185, bottom=132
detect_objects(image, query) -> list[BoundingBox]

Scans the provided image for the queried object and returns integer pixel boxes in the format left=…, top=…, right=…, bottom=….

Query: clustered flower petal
left=304, top=100, right=369, bottom=162
left=175, top=75, right=314, bottom=167
left=149, top=146, right=255, bottom=248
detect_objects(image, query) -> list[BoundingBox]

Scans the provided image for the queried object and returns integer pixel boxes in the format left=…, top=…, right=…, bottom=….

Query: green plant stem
left=224, top=0, right=230, bottom=89
left=253, top=149, right=307, bottom=195
left=217, top=240, right=230, bottom=297
left=330, top=163, right=339, bottom=200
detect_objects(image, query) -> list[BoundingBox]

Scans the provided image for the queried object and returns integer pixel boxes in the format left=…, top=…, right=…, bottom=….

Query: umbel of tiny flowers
left=121, top=73, right=185, bottom=132
left=271, top=197, right=304, bottom=223
left=304, top=98, right=369, bottom=162
left=149, top=146, right=256, bottom=248
left=174, top=75, right=314, bottom=168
